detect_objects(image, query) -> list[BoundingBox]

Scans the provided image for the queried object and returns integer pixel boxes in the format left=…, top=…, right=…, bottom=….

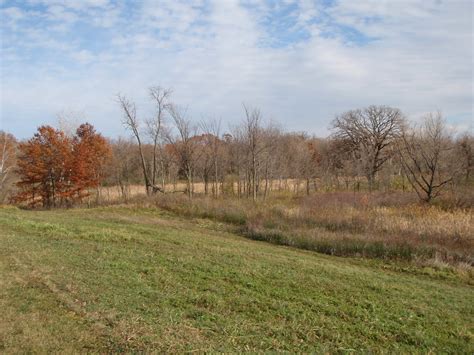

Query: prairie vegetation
left=123, top=191, right=473, bottom=268
left=2, top=95, right=473, bottom=269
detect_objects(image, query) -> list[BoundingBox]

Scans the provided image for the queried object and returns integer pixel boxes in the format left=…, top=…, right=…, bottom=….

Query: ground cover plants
left=136, top=191, right=474, bottom=268
left=0, top=205, right=472, bottom=352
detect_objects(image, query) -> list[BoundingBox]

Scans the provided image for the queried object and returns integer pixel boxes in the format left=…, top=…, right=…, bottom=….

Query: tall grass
left=132, top=191, right=473, bottom=266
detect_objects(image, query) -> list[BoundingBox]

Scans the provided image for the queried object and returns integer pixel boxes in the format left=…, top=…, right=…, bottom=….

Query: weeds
left=133, top=192, right=474, bottom=266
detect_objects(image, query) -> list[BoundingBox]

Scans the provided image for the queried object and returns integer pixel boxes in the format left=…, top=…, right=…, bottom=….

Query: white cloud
left=71, top=49, right=95, bottom=64
left=1, top=0, right=472, bottom=138
left=26, top=0, right=110, bottom=10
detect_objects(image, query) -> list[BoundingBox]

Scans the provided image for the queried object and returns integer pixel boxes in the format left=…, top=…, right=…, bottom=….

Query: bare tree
left=242, top=104, right=265, bottom=201
left=298, top=137, right=321, bottom=195
left=105, top=137, right=142, bottom=201
left=331, top=105, right=405, bottom=190
left=397, top=112, right=455, bottom=202
left=226, top=129, right=246, bottom=197
left=200, top=118, right=222, bottom=196
left=56, top=109, right=84, bottom=137
left=117, top=94, right=155, bottom=195
left=167, top=105, right=199, bottom=198
left=260, top=124, right=280, bottom=199
left=111, top=88, right=473, bottom=202
left=454, top=133, right=474, bottom=183
left=0, top=131, right=17, bottom=202
left=147, top=86, right=172, bottom=191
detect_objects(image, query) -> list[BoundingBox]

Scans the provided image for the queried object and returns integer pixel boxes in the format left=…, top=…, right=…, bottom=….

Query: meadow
left=1, top=204, right=473, bottom=352
left=127, top=190, right=473, bottom=267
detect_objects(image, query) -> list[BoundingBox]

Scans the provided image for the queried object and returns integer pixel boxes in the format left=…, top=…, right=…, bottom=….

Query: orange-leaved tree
left=71, top=123, right=111, bottom=199
left=14, top=123, right=111, bottom=207
left=14, top=126, right=73, bottom=207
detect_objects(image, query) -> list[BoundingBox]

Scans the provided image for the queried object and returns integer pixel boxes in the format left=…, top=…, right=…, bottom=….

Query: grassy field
left=0, top=205, right=473, bottom=352
left=147, top=192, right=474, bottom=265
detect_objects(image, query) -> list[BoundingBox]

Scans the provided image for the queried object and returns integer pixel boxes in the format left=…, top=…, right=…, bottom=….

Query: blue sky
left=1, top=0, right=472, bottom=138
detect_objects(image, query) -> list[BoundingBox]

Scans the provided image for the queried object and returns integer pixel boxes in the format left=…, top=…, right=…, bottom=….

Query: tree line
left=1, top=86, right=472, bottom=207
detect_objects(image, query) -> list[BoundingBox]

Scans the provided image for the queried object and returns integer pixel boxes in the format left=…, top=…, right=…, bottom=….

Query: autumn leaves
left=14, top=124, right=110, bottom=207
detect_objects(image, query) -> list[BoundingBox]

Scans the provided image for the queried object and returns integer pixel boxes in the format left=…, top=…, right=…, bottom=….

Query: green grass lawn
left=0, top=206, right=472, bottom=352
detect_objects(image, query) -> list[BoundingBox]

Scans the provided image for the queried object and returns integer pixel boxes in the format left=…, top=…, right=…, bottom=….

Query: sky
left=0, top=0, right=472, bottom=139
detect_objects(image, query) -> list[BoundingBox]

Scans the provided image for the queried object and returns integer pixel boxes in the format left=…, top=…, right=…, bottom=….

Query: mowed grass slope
left=0, top=206, right=472, bottom=352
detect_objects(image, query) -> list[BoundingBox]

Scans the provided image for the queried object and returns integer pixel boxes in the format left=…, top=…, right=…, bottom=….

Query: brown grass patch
left=130, top=192, right=474, bottom=266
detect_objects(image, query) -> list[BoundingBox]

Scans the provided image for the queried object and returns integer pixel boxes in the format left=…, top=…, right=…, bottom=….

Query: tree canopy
left=13, top=124, right=111, bottom=207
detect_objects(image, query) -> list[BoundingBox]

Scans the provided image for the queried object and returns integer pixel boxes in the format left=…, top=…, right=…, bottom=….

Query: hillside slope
left=0, top=206, right=472, bottom=352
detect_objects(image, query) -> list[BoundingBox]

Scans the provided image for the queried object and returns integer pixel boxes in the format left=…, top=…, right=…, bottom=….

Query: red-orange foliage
left=14, top=124, right=111, bottom=207
left=71, top=123, right=111, bottom=198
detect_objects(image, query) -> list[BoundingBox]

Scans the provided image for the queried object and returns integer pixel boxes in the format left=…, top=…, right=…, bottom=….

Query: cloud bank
left=1, top=0, right=472, bottom=138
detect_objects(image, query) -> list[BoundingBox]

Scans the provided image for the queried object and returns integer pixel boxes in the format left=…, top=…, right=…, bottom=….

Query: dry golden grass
left=292, top=203, right=473, bottom=243
left=97, top=179, right=321, bottom=202
left=87, top=181, right=474, bottom=266
left=134, top=191, right=473, bottom=266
